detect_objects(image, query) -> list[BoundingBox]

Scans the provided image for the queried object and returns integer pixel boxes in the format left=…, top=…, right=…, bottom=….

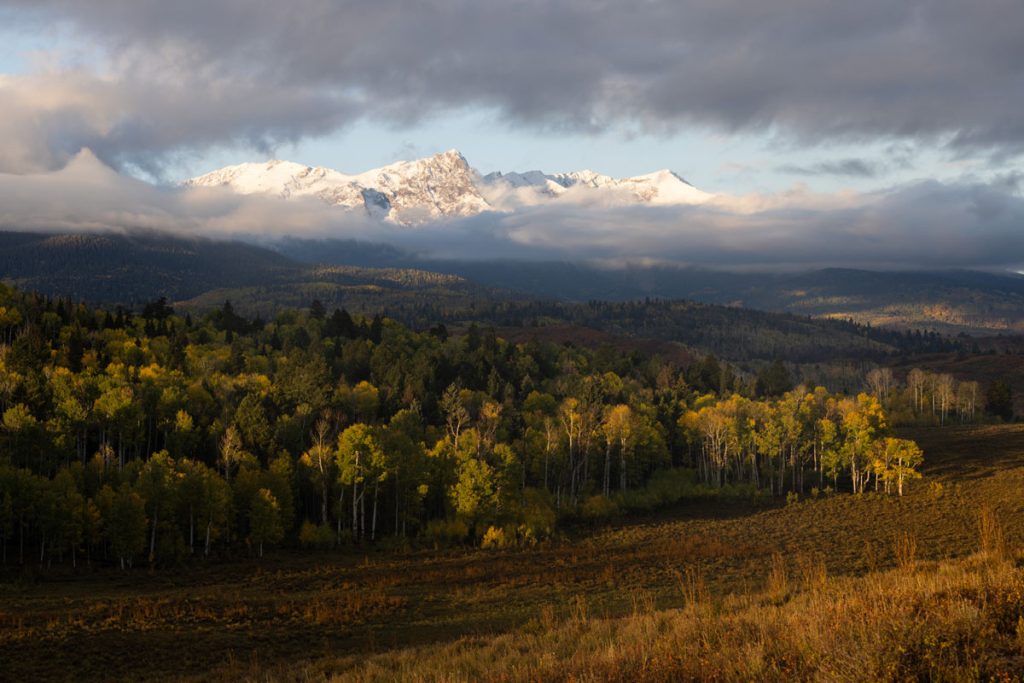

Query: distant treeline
left=428, top=299, right=962, bottom=363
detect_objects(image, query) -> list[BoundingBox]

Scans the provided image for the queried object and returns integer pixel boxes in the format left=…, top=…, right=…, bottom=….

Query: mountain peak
left=185, top=150, right=711, bottom=225
left=437, top=148, right=466, bottom=161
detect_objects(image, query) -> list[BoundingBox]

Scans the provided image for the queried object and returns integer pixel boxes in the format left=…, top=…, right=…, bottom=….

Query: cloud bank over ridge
left=0, top=1, right=1022, bottom=271
left=2, top=150, right=1021, bottom=271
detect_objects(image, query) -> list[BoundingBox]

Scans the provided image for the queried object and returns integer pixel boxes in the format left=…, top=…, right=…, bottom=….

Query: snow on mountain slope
left=185, top=159, right=368, bottom=208
left=350, top=150, right=490, bottom=222
left=186, top=150, right=489, bottom=224
left=185, top=150, right=712, bottom=225
left=479, top=168, right=713, bottom=206
left=615, top=170, right=713, bottom=205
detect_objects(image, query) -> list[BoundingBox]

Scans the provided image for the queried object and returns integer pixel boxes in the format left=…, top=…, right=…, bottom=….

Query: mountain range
left=184, top=149, right=713, bottom=225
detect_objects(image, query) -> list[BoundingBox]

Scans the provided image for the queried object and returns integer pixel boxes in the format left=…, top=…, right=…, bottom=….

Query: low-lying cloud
left=1, top=151, right=1021, bottom=272
left=778, top=159, right=879, bottom=179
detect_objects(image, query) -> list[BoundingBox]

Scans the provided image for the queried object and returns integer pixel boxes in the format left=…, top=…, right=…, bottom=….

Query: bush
left=645, top=468, right=698, bottom=505
left=580, top=494, right=620, bottom=522
left=513, top=488, right=557, bottom=541
left=514, top=523, right=541, bottom=547
left=614, top=468, right=763, bottom=515
left=423, top=518, right=470, bottom=546
left=298, top=521, right=335, bottom=549
left=480, top=526, right=508, bottom=549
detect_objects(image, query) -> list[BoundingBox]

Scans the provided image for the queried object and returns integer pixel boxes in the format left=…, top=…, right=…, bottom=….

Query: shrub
left=614, top=468, right=763, bottom=515
left=514, top=523, right=540, bottom=547
left=298, top=521, right=335, bottom=549
left=296, top=524, right=335, bottom=548
left=513, top=488, right=557, bottom=541
left=580, top=494, right=620, bottom=522
left=480, top=526, right=507, bottom=549
left=423, top=518, right=470, bottom=546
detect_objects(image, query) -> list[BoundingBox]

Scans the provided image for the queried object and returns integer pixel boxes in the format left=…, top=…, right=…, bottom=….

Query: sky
left=0, top=0, right=1021, bottom=269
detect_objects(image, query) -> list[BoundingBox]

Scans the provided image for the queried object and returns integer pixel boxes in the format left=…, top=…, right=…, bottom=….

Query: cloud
left=1, top=151, right=1022, bottom=271
left=778, top=159, right=879, bottom=178
left=0, top=149, right=376, bottom=237
left=443, top=183, right=1024, bottom=270
left=1, top=0, right=1023, bottom=172
left=0, top=68, right=354, bottom=175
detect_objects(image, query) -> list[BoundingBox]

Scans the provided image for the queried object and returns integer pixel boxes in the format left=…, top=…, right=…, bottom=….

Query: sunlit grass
left=4, top=423, right=1024, bottom=681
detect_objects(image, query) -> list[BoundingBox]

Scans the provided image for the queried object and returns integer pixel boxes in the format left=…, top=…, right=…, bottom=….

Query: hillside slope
left=0, top=231, right=501, bottom=314
left=0, top=231, right=297, bottom=304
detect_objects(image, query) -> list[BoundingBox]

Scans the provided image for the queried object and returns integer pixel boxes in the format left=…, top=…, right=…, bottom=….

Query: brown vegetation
left=3, top=423, right=1024, bottom=681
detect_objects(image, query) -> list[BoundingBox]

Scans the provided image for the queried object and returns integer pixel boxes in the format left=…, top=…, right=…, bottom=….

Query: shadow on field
left=900, top=424, right=1024, bottom=480
left=5, top=424, right=1024, bottom=682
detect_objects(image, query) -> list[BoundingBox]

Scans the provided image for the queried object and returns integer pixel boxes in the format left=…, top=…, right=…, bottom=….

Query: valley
left=2, top=230, right=1024, bottom=335
left=4, top=2, right=1024, bottom=681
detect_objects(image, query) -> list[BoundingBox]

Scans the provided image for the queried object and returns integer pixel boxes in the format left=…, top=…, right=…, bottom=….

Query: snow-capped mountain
left=185, top=149, right=489, bottom=224
left=185, top=149, right=712, bottom=225
left=479, top=168, right=712, bottom=206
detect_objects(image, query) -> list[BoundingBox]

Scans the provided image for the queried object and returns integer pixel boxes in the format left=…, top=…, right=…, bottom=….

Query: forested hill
left=0, top=231, right=297, bottom=304
left=1, top=230, right=1021, bottom=342
left=443, top=299, right=960, bottom=365
left=274, top=238, right=1024, bottom=334
left=0, top=231, right=965, bottom=370
left=0, top=231, right=505, bottom=313
left=421, top=261, right=1024, bottom=334
left=0, top=283, right=923, bottom=569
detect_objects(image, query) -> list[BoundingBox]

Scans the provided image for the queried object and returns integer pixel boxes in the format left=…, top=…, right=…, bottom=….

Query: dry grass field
left=2, top=423, right=1023, bottom=682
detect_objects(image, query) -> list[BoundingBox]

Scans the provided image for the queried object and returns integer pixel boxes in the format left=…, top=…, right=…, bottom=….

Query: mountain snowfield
left=185, top=150, right=713, bottom=225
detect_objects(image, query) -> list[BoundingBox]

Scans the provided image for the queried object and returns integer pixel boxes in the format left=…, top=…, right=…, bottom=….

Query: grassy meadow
left=3, top=423, right=1024, bottom=681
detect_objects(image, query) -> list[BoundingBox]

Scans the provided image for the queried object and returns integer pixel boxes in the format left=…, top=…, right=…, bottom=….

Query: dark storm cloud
left=778, top=159, right=880, bottom=178
left=1, top=0, right=1024, bottom=171
left=1, top=0, right=1021, bottom=272
left=0, top=70, right=355, bottom=175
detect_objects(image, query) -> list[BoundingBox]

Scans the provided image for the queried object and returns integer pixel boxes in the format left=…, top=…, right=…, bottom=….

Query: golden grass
left=269, top=552, right=1024, bottom=683
left=4, top=423, right=1024, bottom=681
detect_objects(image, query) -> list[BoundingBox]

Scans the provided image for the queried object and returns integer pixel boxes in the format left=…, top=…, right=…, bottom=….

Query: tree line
left=0, top=288, right=925, bottom=568
left=863, top=367, right=1014, bottom=425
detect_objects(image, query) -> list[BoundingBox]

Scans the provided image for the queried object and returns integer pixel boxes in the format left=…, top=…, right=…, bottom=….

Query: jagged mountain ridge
left=184, top=150, right=490, bottom=224
left=185, top=149, right=712, bottom=225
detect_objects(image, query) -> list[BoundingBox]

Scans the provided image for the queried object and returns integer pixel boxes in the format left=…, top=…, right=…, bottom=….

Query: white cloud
left=1, top=151, right=1021, bottom=271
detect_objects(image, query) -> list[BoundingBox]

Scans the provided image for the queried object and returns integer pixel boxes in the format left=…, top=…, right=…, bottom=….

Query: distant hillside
left=0, top=231, right=504, bottom=316
left=743, top=268, right=1024, bottom=334
left=443, top=299, right=956, bottom=366
left=1, top=230, right=1021, bottom=340
left=176, top=264, right=507, bottom=319
left=273, top=240, right=1024, bottom=334
left=0, top=231, right=297, bottom=305
left=435, top=264, right=1024, bottom=334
